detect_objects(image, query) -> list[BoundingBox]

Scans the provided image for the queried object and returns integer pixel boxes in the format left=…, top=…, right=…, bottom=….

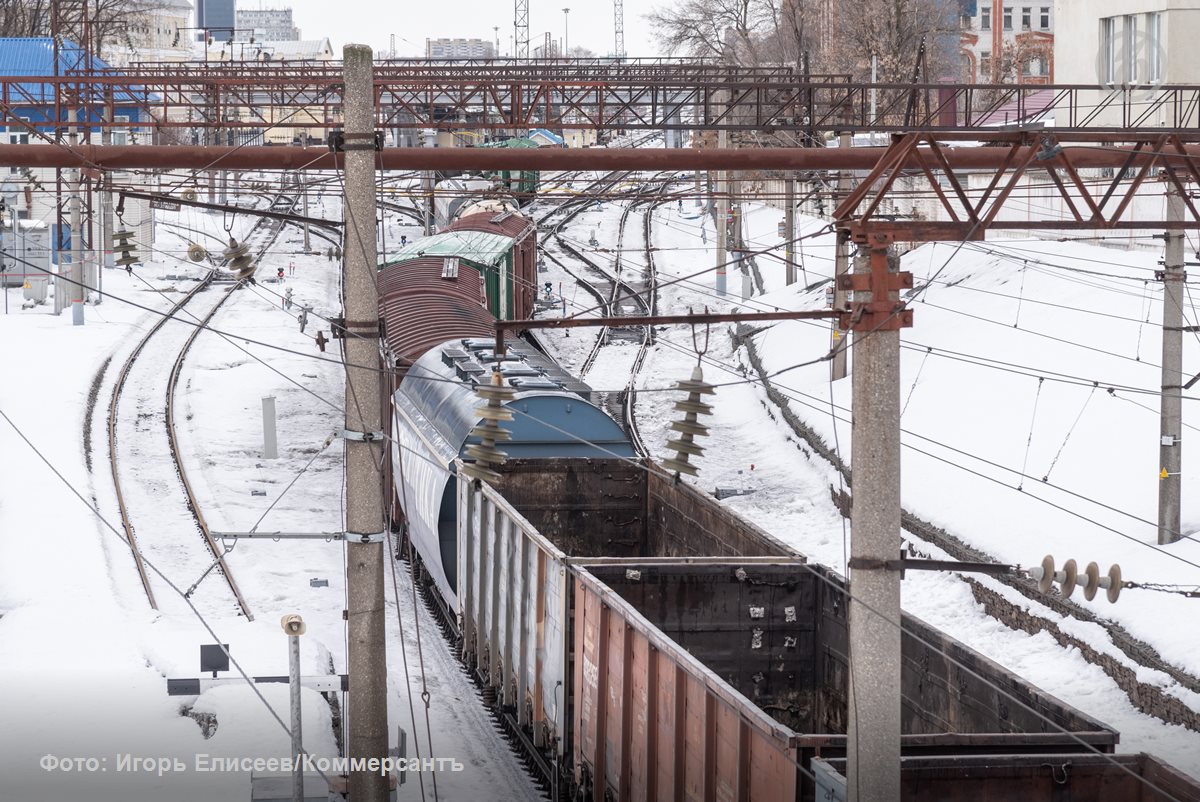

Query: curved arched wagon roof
left=379, top=256, right=495, bottom=378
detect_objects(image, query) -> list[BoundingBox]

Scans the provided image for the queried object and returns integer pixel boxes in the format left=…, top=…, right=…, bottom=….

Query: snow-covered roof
left=528, top=128, right=566, bottom=146
left=390, top=230, right=514, bottom=267
left=261, top=39, right=333, bottom=60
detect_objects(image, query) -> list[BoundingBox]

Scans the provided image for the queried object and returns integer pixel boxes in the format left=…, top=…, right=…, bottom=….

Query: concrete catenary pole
left=422, top=129, right=436, bottom=235
left=302, top=169, right=311, bottom=253
left=1159, top=187, right=1185, bottom=544
left=831, top=132, right=852, bottom=381
left=847, top=242, right=902, bottom=802
left=68, top=127, right=84, bottom=326
left=342, top=43, right=389, bottom=802
left=715, top=128, right=728, bottom=297
left=784, top=177, right=796, bottom=285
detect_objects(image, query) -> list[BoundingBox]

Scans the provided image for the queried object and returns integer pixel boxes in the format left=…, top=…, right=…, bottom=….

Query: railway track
left=107, top=190, right=297, bottom=617
left=535, top=170, right=678, bottom=453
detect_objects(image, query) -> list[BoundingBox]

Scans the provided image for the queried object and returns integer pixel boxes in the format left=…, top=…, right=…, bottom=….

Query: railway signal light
left=461, top=371, right=515, bottom=485
left=662, top=364, right=715, bottom=476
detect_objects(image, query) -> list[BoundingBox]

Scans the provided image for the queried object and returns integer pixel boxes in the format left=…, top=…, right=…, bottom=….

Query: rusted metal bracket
left=834, top=131, right=1200, bottom=240
left=327, top=130, right=385, bottom=152
left=493, top=309, right=838, bottom=356
left=834, top=234, right=915, bottom=332
left=848, top=555, right=1020, bottom=579
left=330, top=316, right=382, bottom=339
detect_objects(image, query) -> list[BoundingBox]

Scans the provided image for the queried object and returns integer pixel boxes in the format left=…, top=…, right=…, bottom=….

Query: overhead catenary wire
left=0, top=405, right=335, bottom=788
left=16, top=102, right=1200, bottom=797
left=21, top=156, right=1200, bottom=547
left=54, top=158, right=1200, bottom=797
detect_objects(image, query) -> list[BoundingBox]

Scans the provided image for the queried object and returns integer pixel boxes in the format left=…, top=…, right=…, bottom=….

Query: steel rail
left=163, top=277, right=253, bottom=619
left=107, top=278, right=215, bottom=609
left=536, top=166, right=671, bottom=448
left=109, top=190, right=294, bottom=616
left=164, top=194, right=300, bottom=621
left=622, top=199, right=665, bottom=458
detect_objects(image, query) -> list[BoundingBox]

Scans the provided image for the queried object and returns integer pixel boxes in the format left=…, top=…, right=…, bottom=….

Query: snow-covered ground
left=536, top=174, right=1200, bottom=778
left=0, top=177, right=540, bottom=801
left=4, top=156, right=1200, bottom=802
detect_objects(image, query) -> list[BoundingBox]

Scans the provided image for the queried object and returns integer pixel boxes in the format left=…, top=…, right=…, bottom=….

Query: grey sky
left=278, top=0, right=664, bottom=58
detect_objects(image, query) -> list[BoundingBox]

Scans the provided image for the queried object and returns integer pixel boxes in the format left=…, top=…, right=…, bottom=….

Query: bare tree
left=757, top=0, right=814, bottom=67
left=822, top=0, right=957, bottom=82
left=646, top=0, right=764, bottom=61
left=0, top=0, right=51, bottom=37
left=0, top=0, right=168, bottom=61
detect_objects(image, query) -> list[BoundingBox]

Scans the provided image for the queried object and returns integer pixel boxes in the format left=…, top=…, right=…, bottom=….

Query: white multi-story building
left=1054, top=1, right=1200, bottom=126
left=1054, top=0, right=1196, bottom=85
left=235, top=8, right=301, bottom=42
left=103, top=0, right=195, bottom=66
left=960, top=0, right=1055, bottom=83
left=425, top=38, right=496, bottom=59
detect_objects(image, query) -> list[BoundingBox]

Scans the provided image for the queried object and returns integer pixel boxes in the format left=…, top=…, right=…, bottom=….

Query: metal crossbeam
left=835, top=132, right=1200, bottom=236
left=5, top=65, right=1200, bottom=132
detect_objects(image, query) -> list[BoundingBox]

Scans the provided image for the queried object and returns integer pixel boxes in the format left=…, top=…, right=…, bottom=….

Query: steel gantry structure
left=6, top=60, right=1200, bottom=135
left=6, top=52, right=1200, bottom=802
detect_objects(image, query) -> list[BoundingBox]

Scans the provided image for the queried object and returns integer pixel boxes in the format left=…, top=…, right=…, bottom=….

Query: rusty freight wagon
left=382, top=208, right=536, bottom=323
left=810, top=753, right=1200, bottom=801
left=444, top=210, right=537, bottom=320
left=448, top=458, right=1120, bottom=802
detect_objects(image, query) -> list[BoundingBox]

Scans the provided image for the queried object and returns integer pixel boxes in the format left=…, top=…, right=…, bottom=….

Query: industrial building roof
left=388, top=230, right=515, bottom=267
left=0, top=38, right=147, bottom=106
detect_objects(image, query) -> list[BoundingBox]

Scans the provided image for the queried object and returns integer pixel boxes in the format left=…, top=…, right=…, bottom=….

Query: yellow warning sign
left=1161, top=468, right=1169, bottom=479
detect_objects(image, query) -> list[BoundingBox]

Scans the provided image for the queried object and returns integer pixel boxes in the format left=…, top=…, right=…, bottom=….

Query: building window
left=1021, top=7, right=1031, bottom=29
left=112, top=116, right=129, bottom=146
left=1124, top=14, right=1138, bottom=83
left=1101, top=17, right=1116, bottom=83
left=1148, top=11, right=1163, bottom=82
left=981, top=6, right=990, bottom=29
left=980, top=51, right=992, bottom=79
left=1003, top=6, right=1013, bottom=29
left=1040, top=7, right=1050, bottom=29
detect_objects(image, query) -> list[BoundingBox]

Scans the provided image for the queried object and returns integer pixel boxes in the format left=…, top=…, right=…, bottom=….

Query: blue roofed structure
left=0, top=38, right=153, bottom=132
left=528, top=128, right=566, bottom=147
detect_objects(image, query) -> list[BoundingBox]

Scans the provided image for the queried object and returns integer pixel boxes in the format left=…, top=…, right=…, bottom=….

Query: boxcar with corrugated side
left=444, top=210, right=537, bottom=320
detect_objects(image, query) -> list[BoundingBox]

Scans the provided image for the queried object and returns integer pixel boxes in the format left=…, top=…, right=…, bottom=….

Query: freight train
left=378, top=205, right=1200, bottom=802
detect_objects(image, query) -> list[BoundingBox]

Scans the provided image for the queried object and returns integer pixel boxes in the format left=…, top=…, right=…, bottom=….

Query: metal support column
left=1159, top=188, right=1185, bottom=544
left=282, top=614, right=306, bottom=802
left=423, top=130, right=436, bottom=236
left=341, top=43, right=389, bottom=802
